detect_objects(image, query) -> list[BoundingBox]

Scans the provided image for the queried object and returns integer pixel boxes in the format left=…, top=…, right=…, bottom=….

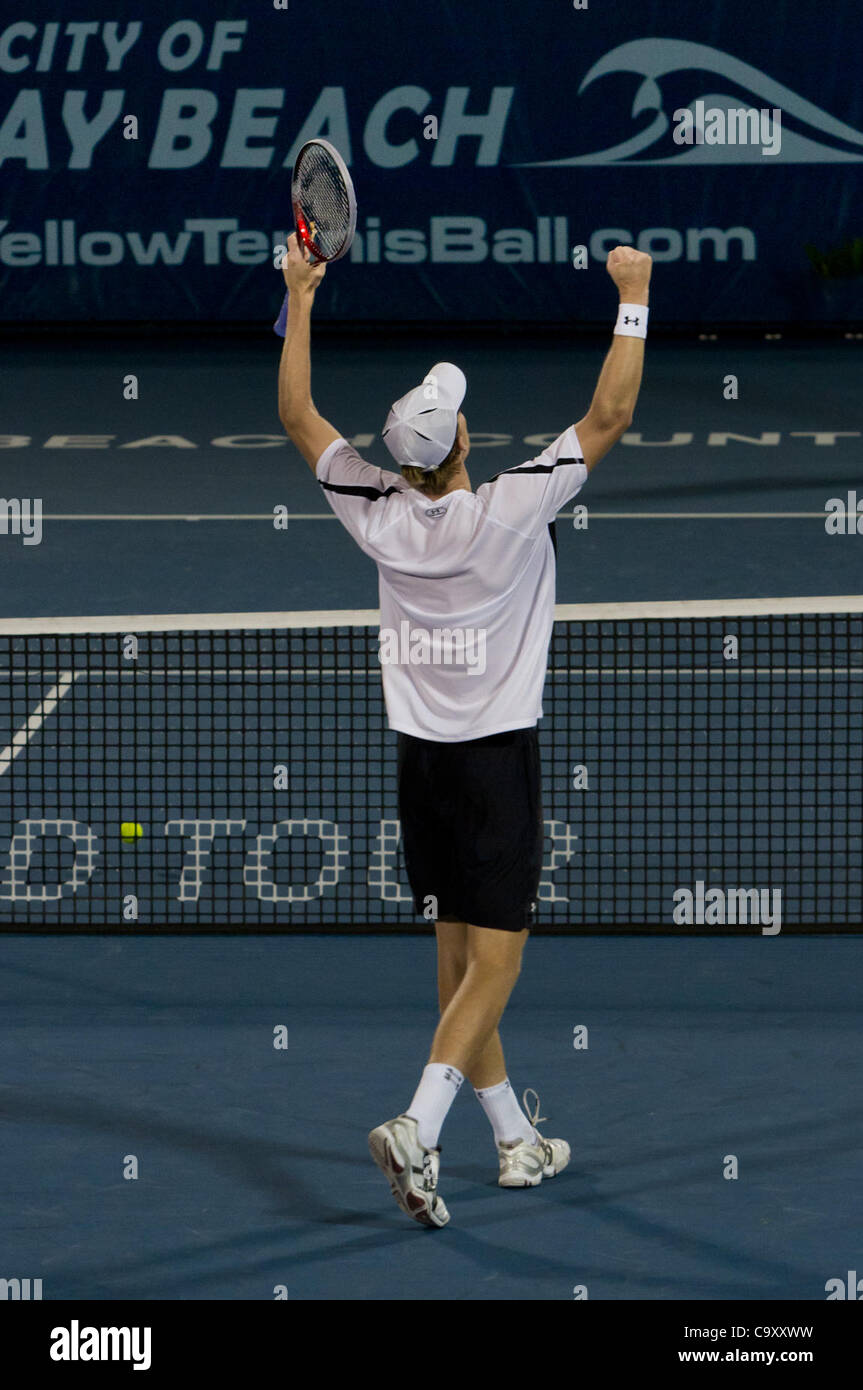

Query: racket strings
left=294, top=147, right=352, bottom=259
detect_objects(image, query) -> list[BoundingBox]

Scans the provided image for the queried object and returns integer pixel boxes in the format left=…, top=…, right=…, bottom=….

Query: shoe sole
left=499, top=1171, right=544, bottom=1188
left=368, top=1127, right=449, bottom=1228
left=499, top=1146, right=572, bottom=1188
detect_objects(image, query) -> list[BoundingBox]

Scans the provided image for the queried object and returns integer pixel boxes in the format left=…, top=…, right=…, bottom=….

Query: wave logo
left=517, top=38, right=863, bottom=166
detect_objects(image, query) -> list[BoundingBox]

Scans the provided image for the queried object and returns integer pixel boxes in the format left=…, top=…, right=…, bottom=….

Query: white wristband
left=615, top=302, right=649, bottom=338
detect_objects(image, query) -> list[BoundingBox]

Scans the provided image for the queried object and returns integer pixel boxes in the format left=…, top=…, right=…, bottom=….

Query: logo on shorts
left=425, top=505, right=448, bottom=518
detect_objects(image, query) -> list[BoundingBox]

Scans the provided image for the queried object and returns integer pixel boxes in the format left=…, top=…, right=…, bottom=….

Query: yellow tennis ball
left=120, top=822, right=143, bottom=844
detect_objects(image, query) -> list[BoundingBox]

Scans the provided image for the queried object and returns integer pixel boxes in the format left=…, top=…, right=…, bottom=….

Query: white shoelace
left=523, top=1087, right=547, bottom=1131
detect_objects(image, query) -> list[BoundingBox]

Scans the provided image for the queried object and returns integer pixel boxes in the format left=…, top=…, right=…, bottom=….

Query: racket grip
left=273, top=289, right=289, bottom=337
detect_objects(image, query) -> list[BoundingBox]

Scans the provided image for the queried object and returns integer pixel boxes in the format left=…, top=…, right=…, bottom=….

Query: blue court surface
left=1, top=332, right=862, bottom=614
left=1, top=328, right=861, bottom=1302
left=1, top=934, right=860, bottom=1301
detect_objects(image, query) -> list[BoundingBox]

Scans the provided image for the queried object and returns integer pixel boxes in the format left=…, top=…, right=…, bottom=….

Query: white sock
left=474, top=1078, right=536, bottom=1145
left=406, top=1063, right=464, bottom=1148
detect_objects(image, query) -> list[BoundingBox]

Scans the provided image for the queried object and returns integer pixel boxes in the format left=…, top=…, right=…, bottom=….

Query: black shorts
left=397, top=726, right=543, bottom=932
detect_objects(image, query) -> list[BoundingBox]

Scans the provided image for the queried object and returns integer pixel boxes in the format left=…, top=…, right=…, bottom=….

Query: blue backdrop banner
left=2, top=0, right=862, bottom=323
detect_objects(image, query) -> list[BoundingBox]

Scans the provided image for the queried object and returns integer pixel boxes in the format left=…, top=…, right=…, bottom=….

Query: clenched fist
left=606, top=246, right=652, bottom=298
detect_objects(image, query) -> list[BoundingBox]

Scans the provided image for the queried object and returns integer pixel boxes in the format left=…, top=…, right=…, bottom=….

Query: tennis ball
left=120, top=822, right=143, bottom=844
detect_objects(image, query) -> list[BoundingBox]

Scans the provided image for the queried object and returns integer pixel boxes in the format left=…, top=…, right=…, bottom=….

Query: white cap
left=382, top=362, right=467, bottom=472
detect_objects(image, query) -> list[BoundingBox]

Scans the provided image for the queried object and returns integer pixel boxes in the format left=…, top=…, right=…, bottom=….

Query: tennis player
left=278, top=233, right=651, bottom=1227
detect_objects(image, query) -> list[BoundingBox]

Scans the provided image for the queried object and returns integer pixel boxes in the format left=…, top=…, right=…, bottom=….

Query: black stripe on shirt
left=480, top=456, right=584, bottom=487
left=319, top=480, right=402, bottom=503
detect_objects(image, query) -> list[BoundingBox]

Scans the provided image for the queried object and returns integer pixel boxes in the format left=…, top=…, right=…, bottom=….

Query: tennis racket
left=273, top=138, right=357, bottom=336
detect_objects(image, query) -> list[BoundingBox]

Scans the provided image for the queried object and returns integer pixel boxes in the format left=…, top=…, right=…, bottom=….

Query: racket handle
left=273, top=289, right=289, bottom=337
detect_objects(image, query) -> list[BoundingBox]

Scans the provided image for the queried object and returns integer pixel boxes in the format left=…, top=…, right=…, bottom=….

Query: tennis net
left=1, top=600, right=861, bottom=931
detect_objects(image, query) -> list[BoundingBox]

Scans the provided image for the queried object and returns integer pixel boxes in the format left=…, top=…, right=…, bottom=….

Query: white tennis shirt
left=316, top=426, right=588, bottom=742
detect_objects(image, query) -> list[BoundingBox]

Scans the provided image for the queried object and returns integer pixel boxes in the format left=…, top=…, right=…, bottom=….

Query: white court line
left=2, top=596, right=863, bottom=636
left=0, top=672, right=81, bottom=776
left=561, top=512, right=829, bottom=520
left=37, top=511, right=831, bottom=521
left=2, top=667, right=860, bottom=680
left=41, top=513, right=282, bottom=520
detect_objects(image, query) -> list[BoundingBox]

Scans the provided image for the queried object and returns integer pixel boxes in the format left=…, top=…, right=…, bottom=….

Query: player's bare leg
left=429, top=922, right=527, bottom=1075
left=435, top=919, right=507, bottom=1088
left=433, top=918, right=571, bottom=1189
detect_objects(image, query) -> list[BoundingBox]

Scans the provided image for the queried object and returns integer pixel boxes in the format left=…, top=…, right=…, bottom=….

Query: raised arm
left=573, top=246, right=652, bottom=472
left=278, top=233, right=341, bottom=472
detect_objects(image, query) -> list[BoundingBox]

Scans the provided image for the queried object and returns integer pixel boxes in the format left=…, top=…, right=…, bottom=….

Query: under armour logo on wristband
left=615, top=303, right=649, bottom=337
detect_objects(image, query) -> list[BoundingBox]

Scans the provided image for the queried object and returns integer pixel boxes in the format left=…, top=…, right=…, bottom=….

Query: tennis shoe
left=497, top=1089, right=571, bottom=1188
left=368, top=1114, right=450, bottom=1228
